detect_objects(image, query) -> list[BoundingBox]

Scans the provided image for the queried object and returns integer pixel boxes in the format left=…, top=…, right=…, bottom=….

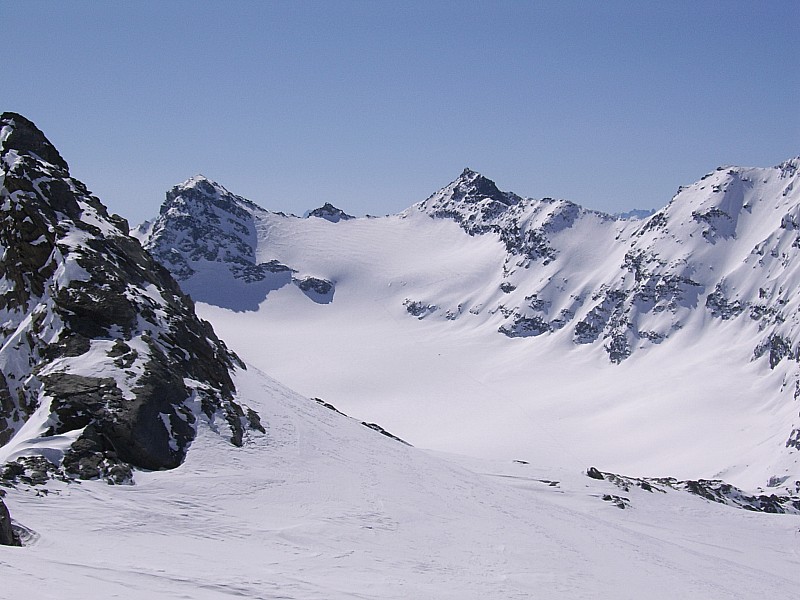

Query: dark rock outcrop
left=0, top=497, right=20, bottom=546
left=0, top=112, right=262, bottom=482
left=591, top=467, right=800, bottom=514
left=307, top=202, right=354, bottom=223
left=293, top=276, right=335, bottom=304
left=361, top=422, right=411, bottom=446
left=586, top=467, right=605, bottom=480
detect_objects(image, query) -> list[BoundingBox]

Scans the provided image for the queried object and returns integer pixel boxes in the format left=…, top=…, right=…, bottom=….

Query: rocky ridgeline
left=136, top=175, right=293, bottom=284
left=0, top=113, right=263, bottom=486
left=586, top=467, right=800, bottom=514
left=413, top=168, right=588, bottom=267
left=307, top=202, right=354, bottom=223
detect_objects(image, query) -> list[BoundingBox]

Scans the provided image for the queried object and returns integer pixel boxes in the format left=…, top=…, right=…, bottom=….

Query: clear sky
left=3, top=1, right=798, bottom=225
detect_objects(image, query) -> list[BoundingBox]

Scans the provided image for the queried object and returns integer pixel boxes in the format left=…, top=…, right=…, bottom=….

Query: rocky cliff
left=0, top=113, right=262, bottom=484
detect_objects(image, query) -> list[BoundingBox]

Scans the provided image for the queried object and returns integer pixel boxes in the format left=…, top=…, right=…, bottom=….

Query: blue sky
left=3, top=1, right=798, bottom=225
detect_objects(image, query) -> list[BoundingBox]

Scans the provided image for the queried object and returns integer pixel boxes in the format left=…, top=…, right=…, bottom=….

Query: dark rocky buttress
left=0, top=112, right=262, bottom=483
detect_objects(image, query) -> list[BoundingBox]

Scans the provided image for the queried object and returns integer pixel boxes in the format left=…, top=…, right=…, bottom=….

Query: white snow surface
left=2, top=366, right=798, bottom=599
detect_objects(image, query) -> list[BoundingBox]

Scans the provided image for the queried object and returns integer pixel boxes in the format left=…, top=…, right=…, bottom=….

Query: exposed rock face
left=0, top=113, right=263, bottom=482
left=134, top=175, right=287, bottom=285
left=414, top=168, right=583, bottom=266
left=307, top=202, right=354, bottom=223
left=591, top=467, right=800, bottom=514
left=0, top=496, right=20, bottom=546
left=294, top=276, right=335, bottom=304
left=134, top=175, right=340, bottom=311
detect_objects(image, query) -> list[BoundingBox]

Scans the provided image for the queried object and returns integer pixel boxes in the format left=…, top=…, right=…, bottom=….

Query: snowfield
left=194, top=207, right=798, bottom=491
left=3, top=366, right=799, bottom=599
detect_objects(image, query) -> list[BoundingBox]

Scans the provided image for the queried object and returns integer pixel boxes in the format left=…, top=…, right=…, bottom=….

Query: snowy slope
left=2, top=365, right=799, bottom=599
left=139, top=164, right=800, bottom=492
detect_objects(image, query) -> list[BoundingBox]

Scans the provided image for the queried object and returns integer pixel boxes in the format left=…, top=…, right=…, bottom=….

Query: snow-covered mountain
left=411, top=163, right=800, bottom=367
left=3, top=112, right=800, bottom=598
left=0, top=113, right=263, bottom=486
left=137, top=160, right=800, bottom=493
left=132, top=176, right=335, bottom=310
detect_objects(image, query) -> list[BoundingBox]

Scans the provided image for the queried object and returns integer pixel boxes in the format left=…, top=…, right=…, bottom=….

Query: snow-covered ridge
left=407, top=163, right=800, bottom=368
left=137, top=158, right=800, bottom=492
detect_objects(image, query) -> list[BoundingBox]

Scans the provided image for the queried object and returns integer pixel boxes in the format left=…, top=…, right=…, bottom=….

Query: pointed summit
left=449, top=168, right=514, bottom=207
left=0, top=112, right=68, bottom=171
left=165, top=174, right=228, bottom=207
left=307, top=202, right=354, bottom=223
left=160, top=174, right=260, bottom=219
left=140, top=174, right=303, bottom=311
left=174, top=174, right=229, bottom=196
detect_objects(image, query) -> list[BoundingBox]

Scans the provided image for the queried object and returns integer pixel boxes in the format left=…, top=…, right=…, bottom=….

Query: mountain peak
left=307, top=202, right=354, bottom=223
left=161, top=174, right=252, bottom=217
left=0, top=112, right=68, bottom=172
left=447, top=168, right=513, bottom=207
left=455, top=167, right=494, bottom=187
left=174, top=174, right=229, bottom=196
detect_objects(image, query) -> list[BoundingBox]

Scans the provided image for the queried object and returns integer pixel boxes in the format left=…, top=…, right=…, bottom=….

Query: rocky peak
left=137, top=175, right=307, bottom=311
left=138, top=174, right=266, bottom=284
left=414, top=169, right=522, bottom=223
left=160, top=175, right=259, bottom=219
left=1, top=112, right=68, bottom=172
left=307, top=202, right=354, bottom=223
left=0, top=114, right=263, bottom=484
left=412, top=169, right=589, bottom=268
left=449, top=168, right=516, bottom=207
left=170, top=174, right=223, bottom=200
left=777, top=157, right=800, bottom=178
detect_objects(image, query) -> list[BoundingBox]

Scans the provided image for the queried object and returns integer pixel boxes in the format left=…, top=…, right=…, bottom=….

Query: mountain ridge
left=137, top=158, right=800, bottom=491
